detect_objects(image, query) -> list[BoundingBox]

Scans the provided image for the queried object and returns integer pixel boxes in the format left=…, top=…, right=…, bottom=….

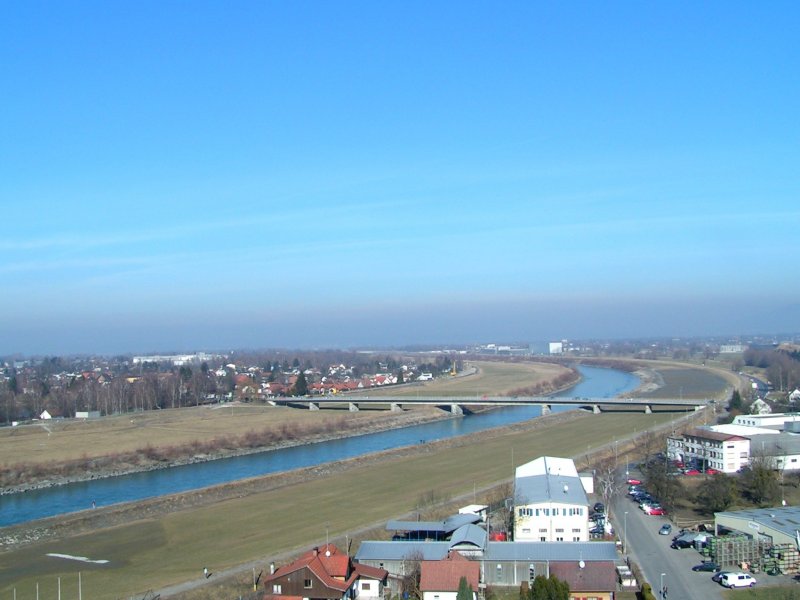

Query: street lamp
left=660, top=573, right=666, bottom=598
left=623, top=511, right=628, bottom=555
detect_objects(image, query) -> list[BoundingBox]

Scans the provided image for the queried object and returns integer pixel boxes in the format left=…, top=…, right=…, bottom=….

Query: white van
left=719, top=572, right=756, bottom=588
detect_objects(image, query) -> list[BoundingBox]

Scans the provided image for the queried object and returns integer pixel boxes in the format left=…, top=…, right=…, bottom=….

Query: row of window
left=517, top=507, right=585, bottom=517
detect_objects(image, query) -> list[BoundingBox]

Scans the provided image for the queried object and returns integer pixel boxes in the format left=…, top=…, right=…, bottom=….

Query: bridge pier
left=644, top=404, right=652, bottom=414
left=390, top=403, right=403, bottom=412
left=349, top=402, right=359, bottom=412
left=541, top=404, right=551, bottom=415
left=593, top=404, right=601, bottom=414
left=309, top=402, right=319, bottom=411
left=450, top=403, right=464, bottom=415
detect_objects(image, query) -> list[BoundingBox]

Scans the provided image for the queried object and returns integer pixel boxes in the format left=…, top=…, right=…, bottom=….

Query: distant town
left=2, top=334, right=798, bottom=426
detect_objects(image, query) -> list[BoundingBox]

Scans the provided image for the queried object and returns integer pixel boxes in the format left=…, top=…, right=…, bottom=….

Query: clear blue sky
left=1, top=1, right=798, bottom=355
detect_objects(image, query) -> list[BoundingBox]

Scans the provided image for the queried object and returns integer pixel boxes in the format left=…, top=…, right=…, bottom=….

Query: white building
left=733, top=413, right=800, bottom=430
left=514, top=456, right=588, bottom=542
left=548, top=342, right=563, bottom=355
left=680, top=428, right=751, bottom=473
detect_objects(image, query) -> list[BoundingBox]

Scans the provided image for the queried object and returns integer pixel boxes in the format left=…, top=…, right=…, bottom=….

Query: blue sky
left=1, top=1, right=798, bottom=355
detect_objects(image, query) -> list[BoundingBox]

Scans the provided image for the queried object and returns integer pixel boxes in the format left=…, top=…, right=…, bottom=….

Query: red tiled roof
left=419, top=553, right=479, bottom=592
left=264, top=545, right=387, bottom=594
left=547, top=561, right=617, bottom=592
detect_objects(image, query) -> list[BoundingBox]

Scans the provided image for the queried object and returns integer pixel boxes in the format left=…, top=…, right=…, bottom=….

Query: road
left=611, top=478, right=725, bottom=600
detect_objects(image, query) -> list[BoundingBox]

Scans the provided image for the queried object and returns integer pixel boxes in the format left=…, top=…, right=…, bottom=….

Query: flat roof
left=716, top=506, right=800, bottom=540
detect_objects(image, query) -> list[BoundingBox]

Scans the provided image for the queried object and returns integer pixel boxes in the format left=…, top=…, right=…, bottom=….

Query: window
left=362, top=583, right=371, bottom=591
left=522, top=528, right=530, bottom=533
left=573, top=536, right=581, bottom=541
left=539, top=528, right=548, bottom=533
left=272, top=585, right=282, bottom=594
left=555, top=528, right=564, bottom=533
left=556, top=536, right=564, bottom=541
left=572, top=528, right=581, bottom=532
left=304, top=579, right=312, bottom=589
left=535, top=508, right=541, bottom=516
left=740, top=452, right=748, bottom=458
left=540, top=536, right=546, bottom=541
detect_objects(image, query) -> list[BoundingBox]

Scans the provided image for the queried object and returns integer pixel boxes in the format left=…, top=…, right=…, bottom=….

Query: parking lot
left=609, top=470, right=800, bottom=598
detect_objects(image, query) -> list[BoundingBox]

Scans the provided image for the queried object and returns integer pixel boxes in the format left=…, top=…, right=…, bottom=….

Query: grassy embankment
left=0, top=359, right=729, bottom=599
left=0, top=361, right=572, bottom=489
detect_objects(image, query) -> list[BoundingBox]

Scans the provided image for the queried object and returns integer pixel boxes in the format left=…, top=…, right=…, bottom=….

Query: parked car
left=593, top=502, right=605, bottom=513
left=671, top=539, right=693, bottom=549
left=659, top=524, right=672, bottom=535
left=647, top=506, right=666, bottom=516
left=692, top=561, right=721, bottom=572
left=712, top=571, right=733, bottom=583
left=706, top=468, right=720, bottom=475
left=719, top=572, right=756, bottom=588
left=684, top=469, right=701, bottom=476
left=627, top=478, right=642, bottom=485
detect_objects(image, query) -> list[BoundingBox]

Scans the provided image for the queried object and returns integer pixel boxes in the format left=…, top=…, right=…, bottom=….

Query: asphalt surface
left=611, top=475, right=725, bottom=600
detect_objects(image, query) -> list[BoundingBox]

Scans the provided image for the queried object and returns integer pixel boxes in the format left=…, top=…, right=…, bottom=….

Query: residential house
left=263, top=545, right=387, bottom=600
left=548, top=561, right=617, bottom=600
left=419, top=552, right=479, bottom=600
left=514, top=457, right=588, bottom=542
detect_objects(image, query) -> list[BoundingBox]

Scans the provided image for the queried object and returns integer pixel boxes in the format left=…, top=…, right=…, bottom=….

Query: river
left=0, top=365, right=638, bottom=527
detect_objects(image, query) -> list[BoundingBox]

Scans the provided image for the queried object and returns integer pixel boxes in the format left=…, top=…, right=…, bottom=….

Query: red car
left=705, top=468, right=720, bottom=475
left=684, top=469, right=701, bottom=476
left=627, top=478, right=642, bottom=485
left=648, top=507, right=666, bottom=516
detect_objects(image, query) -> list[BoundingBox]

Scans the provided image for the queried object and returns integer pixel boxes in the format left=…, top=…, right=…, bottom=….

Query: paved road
left=611, top=480, right=724, bottom=600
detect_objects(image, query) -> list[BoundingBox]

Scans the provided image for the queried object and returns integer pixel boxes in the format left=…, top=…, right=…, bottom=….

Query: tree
left=696, top=473, right=737, bottom=513
left=642, top=459, right=681, bottom=511
left=741, top=455, right=780, bottom=505
left=397, top=370, right=404, bottom=384
left=456, top=576, right=473, bottom=600
left=529, top=574, right=569, bottom=600
left=292, top=372, right=308, bottom=396
left=729, top=389, right=743, bottom=412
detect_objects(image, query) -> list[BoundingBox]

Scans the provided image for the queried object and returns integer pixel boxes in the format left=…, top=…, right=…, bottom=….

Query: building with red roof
left=263, top=545, right=387, bottom=600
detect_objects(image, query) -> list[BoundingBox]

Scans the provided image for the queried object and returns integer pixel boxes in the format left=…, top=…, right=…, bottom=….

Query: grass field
left=352, top=360, right=572, bottom=397
left=0, top=360, right=566, bottom=469
left=0, top=411, right=679, bottom=599
left=640, top=365, right=733, bottom=399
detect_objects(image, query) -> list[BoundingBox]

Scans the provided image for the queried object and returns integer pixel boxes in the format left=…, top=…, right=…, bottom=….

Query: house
left=355, top=539, right=619, bottom=591
left=263, top=545, right=387, bottom=600
left=39, top=410, right=52, bottom=420
left=548, top=561, right=617, bottom=600
left=419, top=552, right=479, bottom=600
left=514, top=457, right=589, bottom=541
left=679, top=428, right=751, bottom=473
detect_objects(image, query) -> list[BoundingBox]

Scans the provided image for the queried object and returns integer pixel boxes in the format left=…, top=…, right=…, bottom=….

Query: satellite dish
left=579, top=560, right=585, bottom=569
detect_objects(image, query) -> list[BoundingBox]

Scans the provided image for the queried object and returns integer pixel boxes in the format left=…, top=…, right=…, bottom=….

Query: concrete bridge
left=269, top=395, right=709, bottom=415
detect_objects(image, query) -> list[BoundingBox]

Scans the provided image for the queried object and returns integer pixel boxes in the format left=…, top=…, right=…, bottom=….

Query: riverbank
left=0, top=360, right=588, bottom=496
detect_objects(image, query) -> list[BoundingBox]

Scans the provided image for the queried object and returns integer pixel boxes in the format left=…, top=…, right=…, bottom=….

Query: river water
left=0, top=365, right=638, bottom=527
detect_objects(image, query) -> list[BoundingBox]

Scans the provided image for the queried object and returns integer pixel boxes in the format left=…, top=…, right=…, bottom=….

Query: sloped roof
left=548, top=561, right=616, bottom=592
left=386, top=513, right=481, bottom=534
left=484, top=542, right=617, bottom=562
left=449, top=524, right=487, bottom=549
left=419, top=553, right=480, bottom=592
left=355, top=541, right=451, bottom=562
left=515, top=473, right=587, bottom=506
left=265, top=545, right=386, bottom=593
left=516, top=456, right=579, bottom=479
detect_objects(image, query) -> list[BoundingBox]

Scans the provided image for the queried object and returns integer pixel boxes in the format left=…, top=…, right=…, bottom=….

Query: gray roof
left=716, top=506, right=800, bottom=539
left=449, top=524, right=487, bottom=548
left=748, top=433, right=800, bottom=456
left=356, top=541, right=451, bottom=561
left=354, top=540, right=618, bottom=563
left=386, top=513, right=481, bottom=534
left=515, top=473, right=588, bottom=506
left=483, top=541, right=617, bottom=562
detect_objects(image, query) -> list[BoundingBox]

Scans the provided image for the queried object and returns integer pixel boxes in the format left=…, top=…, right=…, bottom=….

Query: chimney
left=270, top=562, right=275, bottom=575
left=313, top=547, right=319, bottom=557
